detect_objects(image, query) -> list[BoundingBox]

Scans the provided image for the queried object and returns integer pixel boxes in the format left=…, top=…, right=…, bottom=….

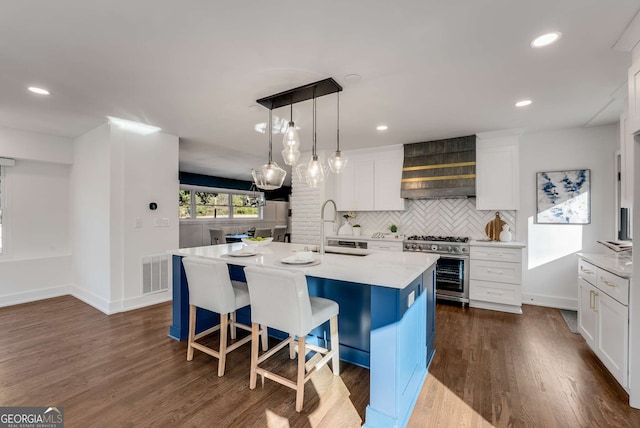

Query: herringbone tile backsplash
left=344, top=199, right=516, bottom=239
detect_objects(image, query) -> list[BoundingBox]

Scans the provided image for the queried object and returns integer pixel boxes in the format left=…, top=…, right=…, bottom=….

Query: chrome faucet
left=320, top=199, right=337, bottom=255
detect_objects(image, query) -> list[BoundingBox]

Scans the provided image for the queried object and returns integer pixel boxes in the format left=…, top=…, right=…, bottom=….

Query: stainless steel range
left=403, top=235, right=470, bottom=304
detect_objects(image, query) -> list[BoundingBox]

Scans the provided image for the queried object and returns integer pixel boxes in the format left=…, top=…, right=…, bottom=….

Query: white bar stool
left=244, top=265, right=340, bottom=412
left=182, top=257, right=268, bottom=377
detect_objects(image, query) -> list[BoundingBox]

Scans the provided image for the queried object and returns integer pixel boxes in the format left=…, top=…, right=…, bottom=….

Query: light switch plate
left=407, top=290, right=415, bottom=308
left=154, top=218, right=170, bottom=227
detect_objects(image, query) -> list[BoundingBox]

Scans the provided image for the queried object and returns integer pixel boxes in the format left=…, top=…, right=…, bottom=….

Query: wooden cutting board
left=485, top=212, right=506, bottom=241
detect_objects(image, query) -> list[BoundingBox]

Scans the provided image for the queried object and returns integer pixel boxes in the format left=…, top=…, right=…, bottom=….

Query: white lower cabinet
left=469, top=244, right=523, bottom=314
left=577, top=258, right=629, bottom=389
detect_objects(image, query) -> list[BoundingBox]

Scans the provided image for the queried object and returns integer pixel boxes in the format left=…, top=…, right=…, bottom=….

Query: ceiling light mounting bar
left=256, top=77, right=343, bottom=110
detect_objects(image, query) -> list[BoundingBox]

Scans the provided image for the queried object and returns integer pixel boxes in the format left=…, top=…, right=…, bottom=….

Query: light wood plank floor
left=1, top=296, right=639, bottom=427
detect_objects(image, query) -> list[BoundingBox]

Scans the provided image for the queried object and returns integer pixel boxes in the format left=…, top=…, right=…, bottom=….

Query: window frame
left=178, top=184, right=264, bottom=222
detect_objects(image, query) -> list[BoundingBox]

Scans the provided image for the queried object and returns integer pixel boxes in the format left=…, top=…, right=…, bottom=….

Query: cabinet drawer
left=470, top=280, right=521, bottom=305
left=597, top=269, right=629, bottom=306
left=470, top=246, right=521, bottom=263
left=470, top=259, right=521, bottom=284
left=578, top=259, right=597, bottom=284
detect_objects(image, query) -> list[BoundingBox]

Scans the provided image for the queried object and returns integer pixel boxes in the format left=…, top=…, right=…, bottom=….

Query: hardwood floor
left=1, top=296, right=638, bottom=427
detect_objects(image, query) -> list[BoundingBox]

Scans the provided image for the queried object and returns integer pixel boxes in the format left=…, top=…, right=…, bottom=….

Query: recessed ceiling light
left=530, top=32, right=562, bottom=48
left=376, top=125, right=388, bottom=131
left=28, top=86, right=50, bottom=95
left=515, top=99, right=532, bottom=108
left=345, top=74, right=362, bottom=83
left=248, top=104, right=261, bottom=112
left=107, top=116, right=161, bottom=135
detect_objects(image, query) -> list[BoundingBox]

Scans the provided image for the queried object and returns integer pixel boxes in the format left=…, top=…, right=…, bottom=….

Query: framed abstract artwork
left=536, top=169, right=591, bottom=224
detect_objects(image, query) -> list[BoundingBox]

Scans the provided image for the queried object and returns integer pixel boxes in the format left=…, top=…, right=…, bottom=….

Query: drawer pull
left=580, top=267, right=594, bottom=274
left=487, top=290, right=503, bottom=295
left=600, top=278, right=616, bottom=288
left=487, top=269, right=504, bottom=274
left=591, top=290, right=599, bottom=312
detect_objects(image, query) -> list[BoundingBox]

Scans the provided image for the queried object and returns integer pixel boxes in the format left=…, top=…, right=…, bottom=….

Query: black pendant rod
left=336, top=91, right=340, bottom=152
left=268, top=109, right=273, bottom=163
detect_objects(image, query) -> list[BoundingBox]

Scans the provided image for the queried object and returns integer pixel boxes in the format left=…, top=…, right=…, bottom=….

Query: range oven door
left=435, top=255, right=469, bottom=302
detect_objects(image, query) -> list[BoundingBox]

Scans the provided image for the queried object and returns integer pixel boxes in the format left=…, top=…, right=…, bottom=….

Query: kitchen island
left=170, top=242, right=438, bottom=428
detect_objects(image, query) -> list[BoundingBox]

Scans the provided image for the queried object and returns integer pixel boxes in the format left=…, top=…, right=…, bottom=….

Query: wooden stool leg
left=230, top=311, right=237, bottom=340
left=187, top=305, right=196, bottom=361
left=289, top=335, right=296, bottom=359
left=295, top=335, right=306, bottom=412
left=250, top=323, right=260, bottom=389
left=330, top=315, right=340, bottom=376
left=260, top=324, right=269, bottom=351
left=217, top=313, right=228, bottom=377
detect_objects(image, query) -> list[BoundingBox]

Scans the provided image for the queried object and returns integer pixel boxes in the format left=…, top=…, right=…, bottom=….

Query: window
left=179, top=185, right=263, bottom=220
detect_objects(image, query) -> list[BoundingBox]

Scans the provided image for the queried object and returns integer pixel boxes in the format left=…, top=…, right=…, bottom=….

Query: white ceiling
left=1, top=1, right=638, bottom=183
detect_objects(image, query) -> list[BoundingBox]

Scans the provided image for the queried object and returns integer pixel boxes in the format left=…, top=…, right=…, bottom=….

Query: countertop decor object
left=485, top=212, right=506, bottom=241
left=352, top=224, right=361, bottom=236
left=242, top=237, right=273, bottom=247
left=499, top=224, right=512, bottom=242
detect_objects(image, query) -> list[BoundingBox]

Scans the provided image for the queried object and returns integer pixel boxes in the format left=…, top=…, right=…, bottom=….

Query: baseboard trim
left=470, top=300, right=523, bottom=314
left=70, top=286, right=113, bottom=315
left=522, top=293, right=577, bottom=310
left=0, top=284, right=72, bottom=308
left=121, top=291, right=172, bottom=312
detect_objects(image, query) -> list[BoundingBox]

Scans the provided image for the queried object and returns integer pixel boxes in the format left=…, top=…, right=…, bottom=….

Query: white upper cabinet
left=334, top=145, right=406, bottom=212
left=475, top=132, right=520, bottom=211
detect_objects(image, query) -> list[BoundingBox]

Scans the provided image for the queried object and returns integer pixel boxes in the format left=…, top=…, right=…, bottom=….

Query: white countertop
left=325, top=233, right=405, bottom=243
left=470, top=239, right=526, bottom=248
left=171, top=242, right=439, bottom=289
left=576, top=252, right=633, bottom=278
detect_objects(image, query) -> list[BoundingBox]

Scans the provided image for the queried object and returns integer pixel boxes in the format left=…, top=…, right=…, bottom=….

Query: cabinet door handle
left=600, top=278, right=616, bottom=288
left=593, top=291, right=599, bottom=312
left=589, top=290, right=594, bottom=310
left=487, top=269, right=504, bottom=274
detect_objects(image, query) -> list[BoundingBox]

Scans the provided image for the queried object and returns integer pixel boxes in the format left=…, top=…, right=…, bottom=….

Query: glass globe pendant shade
left=305, top=155, right=325, bottom=187
left=252, top=161, right=286, bottom=191
left=282, top=121, right=300, bottom=151
left=281, top=147, right=300, bottom=166
left=328, top=150, right=348, bottom=173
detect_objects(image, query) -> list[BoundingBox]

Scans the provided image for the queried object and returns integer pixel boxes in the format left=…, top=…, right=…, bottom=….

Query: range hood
left=401, top=135, right=476, bottom=199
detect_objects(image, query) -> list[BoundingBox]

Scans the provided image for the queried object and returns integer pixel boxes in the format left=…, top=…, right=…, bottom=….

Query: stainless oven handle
left=437, top=255, right=469, bottom=260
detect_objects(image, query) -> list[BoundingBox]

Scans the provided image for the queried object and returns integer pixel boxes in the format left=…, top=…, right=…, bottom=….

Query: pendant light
left=282, top=103, right=300, bottom=151
left=328, top=91, right=348, bottom=173
left=306, top=91, right=325, bottom=187
left=281, top=103, right=301, bottom=165
left=252, top=109, right=286, bottom=190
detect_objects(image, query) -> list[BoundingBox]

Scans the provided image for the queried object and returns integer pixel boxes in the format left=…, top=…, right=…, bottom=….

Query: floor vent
left=142, top=254, right=169, bottom=294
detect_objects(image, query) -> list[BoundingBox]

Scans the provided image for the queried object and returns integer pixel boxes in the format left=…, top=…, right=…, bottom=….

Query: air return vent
left=401, top=135, right=476, bottom=199
left=142, top=254, right=169, bottom=294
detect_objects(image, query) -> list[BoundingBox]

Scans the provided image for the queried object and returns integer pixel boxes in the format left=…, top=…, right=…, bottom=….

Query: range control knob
left=446, top=246, right=452, bottom=252
left=460, top=247, right=467, bottom=253
left=411, top=243, right=418, bottom=250
left=430, top=245, right=438, bottom=251
left=417, top=244, right=424, bottom=251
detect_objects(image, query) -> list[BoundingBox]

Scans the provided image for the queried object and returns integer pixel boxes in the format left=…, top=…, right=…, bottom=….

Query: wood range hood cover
left=401, top=135, right=476, bottom=199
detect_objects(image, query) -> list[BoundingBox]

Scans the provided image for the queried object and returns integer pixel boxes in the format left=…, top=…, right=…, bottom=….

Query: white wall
left=0, top=126, right=72, bottom=164
left=118, top=127, right=179, bottom=308
left=518, top=124, right=618, bottom=309
left=70, top=124, right=179, bottom=314
left=0, top=127, right=74, bottom=306
left=70, top=124, right=112, bottom=310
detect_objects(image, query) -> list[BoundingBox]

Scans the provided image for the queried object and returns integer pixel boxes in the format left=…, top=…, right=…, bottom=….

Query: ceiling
left=1, top=1, right=638, bottom=184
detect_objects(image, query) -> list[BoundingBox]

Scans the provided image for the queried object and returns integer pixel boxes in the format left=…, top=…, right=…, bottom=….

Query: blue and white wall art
left=536, top=169, right=591, bottom=224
